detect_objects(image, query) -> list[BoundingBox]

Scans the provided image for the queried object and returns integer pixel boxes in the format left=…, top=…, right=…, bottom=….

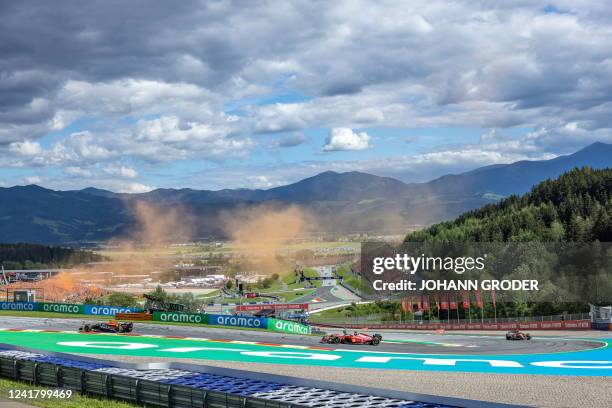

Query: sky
left=1, top=0, right=612, bottom=192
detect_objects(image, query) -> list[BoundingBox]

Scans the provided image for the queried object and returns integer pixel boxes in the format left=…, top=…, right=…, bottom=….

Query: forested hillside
left=406, top=167, right=612, bottom=243
left=0, top=243, right=104, bottom=270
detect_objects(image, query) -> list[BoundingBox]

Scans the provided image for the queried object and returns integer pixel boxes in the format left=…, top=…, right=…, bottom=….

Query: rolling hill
left=405, top=166, right=612, bottom=242
left=1, top=142, right=611, bottom=244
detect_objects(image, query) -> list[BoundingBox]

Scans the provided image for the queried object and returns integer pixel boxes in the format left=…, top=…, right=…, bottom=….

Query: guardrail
left=0, top=344, right=522, bottom=408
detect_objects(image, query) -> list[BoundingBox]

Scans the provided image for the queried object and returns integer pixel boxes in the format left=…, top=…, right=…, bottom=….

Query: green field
left=98, top=240, right=359, bottom=259
left=334, top=263, right=371, bottom=295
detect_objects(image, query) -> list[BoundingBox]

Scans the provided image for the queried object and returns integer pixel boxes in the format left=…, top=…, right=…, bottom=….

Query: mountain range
left=1, top=142, right=611, bottom=244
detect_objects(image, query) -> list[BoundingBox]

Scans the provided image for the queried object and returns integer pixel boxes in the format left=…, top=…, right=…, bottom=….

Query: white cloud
left=65, top=166, right=92, bottom=177
left=117, top=182, right=154, bottom=194
left=9, top=140, right=42, bottom=156
left=104, top=165, right=138, bottom=179
left=323, top=128, right=371, bottom=151
left=23, top=176, right=42, bottom=185
left=246, top=175, right=278, bottom=189
left=1, top=1, right=612, bottom=189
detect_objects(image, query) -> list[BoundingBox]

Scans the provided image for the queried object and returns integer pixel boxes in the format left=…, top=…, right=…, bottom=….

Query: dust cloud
left=5, top=271, right=106, bottom=303
left=57, top=201, right=197, bottom=285
left=222, top=205, right=313, bottom=275
left=128, top=200, right=196, bottom=246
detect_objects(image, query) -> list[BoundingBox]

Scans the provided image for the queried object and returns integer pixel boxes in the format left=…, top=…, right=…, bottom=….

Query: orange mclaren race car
left=79, top=321, right=134, bottom=334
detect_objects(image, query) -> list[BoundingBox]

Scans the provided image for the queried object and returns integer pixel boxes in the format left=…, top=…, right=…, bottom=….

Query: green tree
left=105, top=292, right=138, bottom=307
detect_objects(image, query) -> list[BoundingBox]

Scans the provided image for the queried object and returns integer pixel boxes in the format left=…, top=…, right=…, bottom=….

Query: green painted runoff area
left=0, top=331, right=610, bottom=376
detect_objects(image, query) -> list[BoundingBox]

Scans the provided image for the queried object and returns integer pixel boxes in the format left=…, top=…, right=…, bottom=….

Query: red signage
left=236, top=303, right=309, bottom=312
left=244, top=293, right=258, bottom=298
left=316, top=320, right=592, bottom=331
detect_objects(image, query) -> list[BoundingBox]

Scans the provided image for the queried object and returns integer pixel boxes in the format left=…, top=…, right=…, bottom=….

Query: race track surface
left=0, top=315, right=601, bottom=355
left=1, top=315, right=609, bottom=407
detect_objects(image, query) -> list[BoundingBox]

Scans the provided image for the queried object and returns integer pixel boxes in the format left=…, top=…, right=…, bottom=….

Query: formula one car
left=322, top=331, right=382, bottom=345
left=505, top=329, right=531, bottom=340
left=79, top=321, right=134, bottom=334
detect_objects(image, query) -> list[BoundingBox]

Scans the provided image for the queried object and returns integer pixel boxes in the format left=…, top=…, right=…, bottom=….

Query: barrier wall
left=37, top=302, right=84, bottom=314
left=0, top=301, right=36, bottom=311
left=592, top=322, right=612, bottom=331
left=84, top=305, right=142, bottom=316
left=315, top=319, right=593, bottom=331
left=0, top=301, right=600, bottom=331
left=0, top=301, right=142, bottom=316
left=267, top=317, right=312, bottom=335
left=235, top=303, right=309, bottom=312
left=152, top=311, right=208, bottom=324
left=0, top=301, right=315, bottom=333
left=208, top=314, right=267, bottom=329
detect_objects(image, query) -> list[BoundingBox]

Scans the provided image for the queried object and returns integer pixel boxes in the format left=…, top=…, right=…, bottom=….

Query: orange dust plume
left=5, top=272, right=107, bottom=303
left=129, top=200, right=196, bottom=246
left=222, top=205, right=313, bottom=274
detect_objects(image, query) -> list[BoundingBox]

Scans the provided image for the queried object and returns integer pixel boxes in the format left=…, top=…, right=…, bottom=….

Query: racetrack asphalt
left=1, top=315, right=610, bottom=407
left=0, top=315, right=602, bottom=355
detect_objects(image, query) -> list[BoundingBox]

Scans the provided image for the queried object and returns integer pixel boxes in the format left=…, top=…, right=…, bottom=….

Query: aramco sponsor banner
left=267, top=318, right=312, bottom=335
left=152, top=311, right=208, bottom=324
left=208, top=314, right=266, bottom=329
left=84, top=305, right=142, bottom=316
left=37, top=302, right=84, bottom=314
left=0, top=301, right=37, bottom=311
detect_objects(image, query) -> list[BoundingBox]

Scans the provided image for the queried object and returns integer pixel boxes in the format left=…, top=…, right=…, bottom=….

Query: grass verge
left=0, top=377, right=139, bottom=408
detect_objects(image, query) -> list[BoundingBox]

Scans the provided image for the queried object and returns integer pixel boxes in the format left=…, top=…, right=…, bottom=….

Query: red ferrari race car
left=79, top=321, right=134, bottom=334
left=322, top=331, right=382, bottom=345
left=506, top=329, right=531, bottom=340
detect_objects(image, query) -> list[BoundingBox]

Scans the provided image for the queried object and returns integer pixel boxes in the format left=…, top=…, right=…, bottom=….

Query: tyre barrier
left=0, top=346, right=490, bottom=408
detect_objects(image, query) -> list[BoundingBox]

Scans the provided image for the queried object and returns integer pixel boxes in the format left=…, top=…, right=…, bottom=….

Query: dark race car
left=506, top=329, right=531, bottom=340
left=79, top=321, right=134, bottom=334
left=322, top=331, right=382, bottom=345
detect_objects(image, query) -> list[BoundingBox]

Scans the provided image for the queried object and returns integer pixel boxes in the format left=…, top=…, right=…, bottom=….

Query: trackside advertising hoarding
left=37, top=302, right=84, bottom=314
left=0, top=301, right=36, bottom=311
left=84, top=305, right=142, bottom=316
left=267, top=318, right=312, bottom=335
left=236, top=303, right=309, bottom=312
left=317, top=320, right=593, bottom=331
left=208, top=314, right=267, bottom=329
left=152, top=311, right=208, bottom=324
